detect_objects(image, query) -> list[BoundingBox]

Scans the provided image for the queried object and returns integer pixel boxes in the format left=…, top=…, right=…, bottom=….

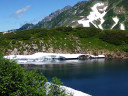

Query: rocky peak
left=61, top=5, right=72, bottom=12
left=40, top=5, right=72, bottom=23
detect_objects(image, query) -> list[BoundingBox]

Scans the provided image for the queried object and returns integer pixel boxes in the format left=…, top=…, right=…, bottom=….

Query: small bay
left=21, top=59, right=128, bottom=96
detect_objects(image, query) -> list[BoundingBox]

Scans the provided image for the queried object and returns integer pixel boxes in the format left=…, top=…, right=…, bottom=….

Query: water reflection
left=21, top=59, right=128, bottom=96
left=21, top=59, right=106, bottom=79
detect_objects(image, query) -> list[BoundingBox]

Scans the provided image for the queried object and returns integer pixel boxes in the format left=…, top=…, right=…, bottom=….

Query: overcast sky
left=0, top=0, right=87, bottom=32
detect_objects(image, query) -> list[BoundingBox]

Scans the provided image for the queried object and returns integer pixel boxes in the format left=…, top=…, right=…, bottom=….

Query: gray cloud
left=11, top=5, right=31, bottom=19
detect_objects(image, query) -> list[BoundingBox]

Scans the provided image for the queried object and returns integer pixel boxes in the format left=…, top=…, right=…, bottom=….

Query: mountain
left=19, top=5, right=72, bottom=30
left=19, top=0, right=128, bottom=30
left=41, top=5, right=72, bottom=23
left=18, top=23, right=34, bottom=30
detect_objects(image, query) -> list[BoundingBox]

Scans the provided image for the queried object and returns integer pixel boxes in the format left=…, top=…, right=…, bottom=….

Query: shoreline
left=61, top=85, right=91, bottom=96
left=4, top=48, right=128, bottom=60
left=4, top=52, right=105, bottom=64
left=45, top=82, right=91, bottom=96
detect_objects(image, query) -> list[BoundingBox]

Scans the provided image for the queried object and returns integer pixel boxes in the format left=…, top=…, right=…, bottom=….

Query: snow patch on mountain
left=111, top=16, right=119, bottom=29
left=120, top=23, right=125, bottom=30
left=78, top=2, right=108, bottom=29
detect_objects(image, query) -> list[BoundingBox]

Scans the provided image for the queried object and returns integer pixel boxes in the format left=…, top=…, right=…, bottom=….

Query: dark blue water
left=21, top=59, right=128, bottom=96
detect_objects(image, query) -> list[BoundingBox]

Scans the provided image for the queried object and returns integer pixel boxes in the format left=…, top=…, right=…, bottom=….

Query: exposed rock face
left=42, top=5, right=72, bottom=23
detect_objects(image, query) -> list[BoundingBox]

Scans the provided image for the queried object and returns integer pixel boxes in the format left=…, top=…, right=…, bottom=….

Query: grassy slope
left=1, top=27, right=128, bottom=58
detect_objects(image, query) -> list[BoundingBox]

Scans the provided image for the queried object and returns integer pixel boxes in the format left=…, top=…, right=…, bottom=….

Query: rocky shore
left=5, top=47, right=128, bottom=59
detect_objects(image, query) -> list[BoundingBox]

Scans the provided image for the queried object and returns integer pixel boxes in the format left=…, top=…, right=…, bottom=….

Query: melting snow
left=61, top=85, right=91, bottom=96
left=72, top=21, right=75, bottom=23
left=74, top=10, right=77, bottom=14
left=78, top=2, right=108, bottom=29
left=4, top=52, right=105, bottom=64
left=111, top=16, right=119, bottom=29
left=46, top=82, right=91, bottom=96
left=120, top=23, right=125, bottom=30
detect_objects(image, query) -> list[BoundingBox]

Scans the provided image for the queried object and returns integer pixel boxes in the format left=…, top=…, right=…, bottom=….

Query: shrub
left=0, top=55, right=68, bottom=96
left=49, top=77, right=66, bottom=96
left=123, top=48, right=128, bottom=53
left=74, top=27, right=101, bottom=38
left=11, top=40, right=16, bottom=44
left=100, top=30, right=127, bottom=45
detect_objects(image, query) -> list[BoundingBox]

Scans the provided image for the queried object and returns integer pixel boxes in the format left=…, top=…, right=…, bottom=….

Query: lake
left=21, top=59, right=128, bottom=96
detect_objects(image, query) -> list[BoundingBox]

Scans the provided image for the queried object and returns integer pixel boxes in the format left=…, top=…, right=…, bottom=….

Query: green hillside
left=1, top=27, right=128, bottom=58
